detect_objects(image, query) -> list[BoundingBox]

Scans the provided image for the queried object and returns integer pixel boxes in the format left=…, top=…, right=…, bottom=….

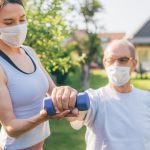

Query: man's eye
left=107, top=59, right=114, bottom=64
left=119, top=58, right=129, bottom=62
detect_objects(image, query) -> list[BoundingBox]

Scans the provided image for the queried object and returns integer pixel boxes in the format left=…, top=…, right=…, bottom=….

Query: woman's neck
left=0, top=40, right=21, bottom=54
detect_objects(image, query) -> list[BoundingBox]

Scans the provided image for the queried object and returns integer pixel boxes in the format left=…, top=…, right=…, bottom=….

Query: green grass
left=44, top=120, right=86, bottom=150
left=44, top=69, right=150, bottom=150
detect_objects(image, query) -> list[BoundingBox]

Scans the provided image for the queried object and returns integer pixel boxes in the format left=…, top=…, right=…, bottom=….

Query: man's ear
left=103, top=57, right=106, bottom=69
left=131, top=59, right=137, bottom=72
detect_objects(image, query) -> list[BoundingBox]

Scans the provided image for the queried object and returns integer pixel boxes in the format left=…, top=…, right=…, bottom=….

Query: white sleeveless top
left=0, top=46, right=50, bottom=150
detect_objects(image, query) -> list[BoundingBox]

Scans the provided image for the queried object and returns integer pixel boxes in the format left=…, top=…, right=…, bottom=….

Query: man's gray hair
left=105, top=40, right=136, bottom=58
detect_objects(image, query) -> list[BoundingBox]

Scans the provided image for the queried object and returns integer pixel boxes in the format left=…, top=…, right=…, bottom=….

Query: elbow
left=5, top=126, right=20, bottom=138
left=70, top=120, right=83, bottom=130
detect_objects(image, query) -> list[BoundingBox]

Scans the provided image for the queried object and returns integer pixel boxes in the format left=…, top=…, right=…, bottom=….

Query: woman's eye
left=5, top=22, right=13, bottom=25
left=20, top=20, right=26, bottom=23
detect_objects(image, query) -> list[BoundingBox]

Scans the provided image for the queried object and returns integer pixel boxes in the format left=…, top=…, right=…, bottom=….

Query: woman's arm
left=0, top=66, right=69, bottom=138
left=27, top=47, right=78, bottom=112
left=38, top=61, right=55, bottom=96
left=25, top=46, right=55, bottom=95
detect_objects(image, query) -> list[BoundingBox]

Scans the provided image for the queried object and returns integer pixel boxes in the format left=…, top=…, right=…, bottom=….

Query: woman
left=0, top=0, right=77, bottom=149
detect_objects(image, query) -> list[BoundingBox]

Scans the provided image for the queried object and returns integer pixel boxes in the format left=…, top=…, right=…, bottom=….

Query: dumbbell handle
left=43, top=92, right=90, bottom=116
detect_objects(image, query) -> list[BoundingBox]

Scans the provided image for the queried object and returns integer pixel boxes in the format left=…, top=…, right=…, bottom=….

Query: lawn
left=44, top=69, right=150, bottom=150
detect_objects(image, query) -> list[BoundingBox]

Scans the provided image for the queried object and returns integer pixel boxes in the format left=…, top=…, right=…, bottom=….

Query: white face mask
left=0, top=23, right=27, bottom=48
left=106, top=65, right=130, bottom=86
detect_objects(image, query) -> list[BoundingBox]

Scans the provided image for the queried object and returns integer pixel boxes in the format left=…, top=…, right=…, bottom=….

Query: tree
left=63, top=0, right=103, bottom=89
left=24, top=0, right=78, bottom=84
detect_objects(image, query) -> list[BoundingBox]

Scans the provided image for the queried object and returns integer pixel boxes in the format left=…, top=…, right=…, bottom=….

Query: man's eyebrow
left=119, top=56, right=130, bottom=58
left=3, top=14, right=26, bottom=21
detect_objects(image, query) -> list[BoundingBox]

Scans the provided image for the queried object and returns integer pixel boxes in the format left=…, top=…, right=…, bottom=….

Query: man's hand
left=51, top=86, right=78, bottom=115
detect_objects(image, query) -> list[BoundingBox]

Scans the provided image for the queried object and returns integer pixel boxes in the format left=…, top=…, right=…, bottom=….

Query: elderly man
left=55, top=40, right=150, bottom=150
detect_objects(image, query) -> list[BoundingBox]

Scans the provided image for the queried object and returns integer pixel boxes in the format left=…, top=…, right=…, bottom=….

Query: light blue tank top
left=0, top=46, right=50, bottom=150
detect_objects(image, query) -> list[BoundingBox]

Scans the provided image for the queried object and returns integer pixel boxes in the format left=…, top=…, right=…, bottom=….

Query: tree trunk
left=81, top=64, right=90, bottom=90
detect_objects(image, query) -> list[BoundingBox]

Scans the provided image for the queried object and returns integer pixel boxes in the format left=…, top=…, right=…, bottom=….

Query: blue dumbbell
left=43, top=92, right=90, bottom=116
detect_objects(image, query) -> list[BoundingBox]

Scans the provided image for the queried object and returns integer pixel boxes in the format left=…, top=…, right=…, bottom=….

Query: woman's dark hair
left=0, top=0, right=24, bottom=9
left=7, top=0, right=24, bottom=7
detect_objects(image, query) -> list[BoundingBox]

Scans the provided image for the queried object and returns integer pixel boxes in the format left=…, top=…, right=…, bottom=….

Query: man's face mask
left=106, top=65, right=131, bottom=86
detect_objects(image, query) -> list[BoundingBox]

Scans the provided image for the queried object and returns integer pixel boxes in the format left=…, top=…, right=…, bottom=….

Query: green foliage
left=85, top=33, right=103, bottom=65
left=63, top=0, right=103, bottom=88
left=80, top=0, right=103, bottom=17
left=24, top=0, right=78, bottom=84
left=67, top=32, right=102, bottom=66
left=65, top=0, right=103, bottom=33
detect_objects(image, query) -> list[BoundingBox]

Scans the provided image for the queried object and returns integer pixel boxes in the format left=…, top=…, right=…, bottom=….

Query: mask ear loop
left=0, top=0, right=8, bottom=9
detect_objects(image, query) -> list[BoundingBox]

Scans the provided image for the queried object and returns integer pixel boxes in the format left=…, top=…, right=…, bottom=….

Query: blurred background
left=23, top=0, right=150, bottom=149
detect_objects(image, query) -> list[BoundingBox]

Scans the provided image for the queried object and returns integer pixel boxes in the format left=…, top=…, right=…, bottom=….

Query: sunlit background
left=2, top=0, right=150, bottom=149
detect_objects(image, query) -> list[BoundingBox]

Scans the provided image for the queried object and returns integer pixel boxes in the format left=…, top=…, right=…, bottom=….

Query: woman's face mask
left=0, top=23, right=27, bottom=48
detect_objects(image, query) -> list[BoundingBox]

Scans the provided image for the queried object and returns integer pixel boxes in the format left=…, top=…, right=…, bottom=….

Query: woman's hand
left=39, top=109, right=70, bottom=121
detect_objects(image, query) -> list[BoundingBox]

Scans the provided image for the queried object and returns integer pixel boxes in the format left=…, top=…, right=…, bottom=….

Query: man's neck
left=109, top=82, right=132, bottom=93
